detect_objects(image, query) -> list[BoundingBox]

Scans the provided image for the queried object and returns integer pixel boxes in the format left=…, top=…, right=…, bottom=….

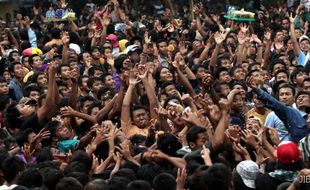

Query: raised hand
left=61, top=31, right=70, bottom=45
left=137, top=64, right=148, bottom=79
left=33, top=128, right=51, bottom=145
left=218, top=98, right=230, bottom=113
left=155, top=106, right=168, bottom=120
left=239, top=23, right=249, bottom=33
left=214, top=31, right=228, bottom=44
left=289, top=13, right=296, bottom=24
left=176, top=168, right=187, bottom=190
left=61, top=106, right=75, bottom=117
left=60, top=0, right=68, bottom=9
left=144, top=31, right=152, bottom=44
left=241, top=129, right=258, bottom=148
left=128, top=72, right=141, bottom=86
left=21, top=144, right=35, bottom=163
left=251, top=34, right=262, bottom=45
left=264, top=31, right=271, bottom=41
left=232, top=141, right=251, bottom=160
left=102, top=16, right=111, bottom=27
left=201, top=145, right=212, bottom=166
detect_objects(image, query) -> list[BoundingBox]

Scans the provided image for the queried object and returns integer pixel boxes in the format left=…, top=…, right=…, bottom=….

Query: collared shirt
left=8, top=78, right=23, bottom=101
left=255, top=88, right=309, bottom=143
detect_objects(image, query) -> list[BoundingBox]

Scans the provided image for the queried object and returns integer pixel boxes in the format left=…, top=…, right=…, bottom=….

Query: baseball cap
left=106, top=34, right=119, bottom=48
left=299, top=35, right=310, bottom=43
left=236, top=160, right=259, bottom=189
left=69, top=43, right=81, bottom=55
left=124, top=45, right=141, bottom=55
left=19, top=97, right=38, bottom=106
left=274, top=141, right=301, bottom=164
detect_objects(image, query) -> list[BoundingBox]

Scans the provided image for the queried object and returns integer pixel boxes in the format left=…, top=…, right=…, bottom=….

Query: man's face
left=158, top=41, right=168, bottom=55
left=196, top=68, right=207, bottom=79
left=275, top=31, right=284, bottom=41
left=32, top=56, right=43, bottom=70
left=279, top=87, right=294, bottom=106
left=91, top=49, right=101, bottom=60
left=59, top=86, right=70, bottom=97
left=190, top=132, right=207, bottom=150
left=275, top=72, right=288, bottom=83
left=13, top=64, right=25, bottom=79
left=29, top=91, right=40, bottom=102
left=164, top=84, right=178, bottom=96
left=37, top=74, right=47, bottom=87
left=295, top=72, right=308, bottom=86
left=303, top=81, right=310, bottom=92
left=94, top=70, right=103, bottom=78
left=0, top=82, right=9, bottom=95
left=300, top=40, right=310, bottom=52
left=132, top=108, right=149, bottom=128
left=220, top=59, right=232, bottom=69
left=282, top=19, right=289, bottom=30
left=253, top=94, right=264, bottom=108
left=60, top=66, right=70, bottom=79
left=81, top=77, right=89, bottom=91
left=272, top=64, right=285, bottom=76
left=219, top=71, right=231, bottom=83
left=104, top=75, right=115, bottom=89
left=92, top=80, right=103, bottom=93
left=82, top=100, right=93, bottom=113
left=233, top=68, right=246, bottom=81
left=56, top=125, right=71, bottom=140
left=232, top=94, right=244, bottom=112
left=296, top=94, right=310, bottom=109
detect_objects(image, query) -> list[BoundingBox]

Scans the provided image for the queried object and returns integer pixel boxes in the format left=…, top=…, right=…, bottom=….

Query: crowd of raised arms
left=0, top=0, right=310, bottom=189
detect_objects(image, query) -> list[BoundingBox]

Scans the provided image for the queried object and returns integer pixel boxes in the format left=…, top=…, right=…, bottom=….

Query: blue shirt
left=264, top=111, right=291, bottom=142
left=255, top=88, right=309, bottom=143
left=8, top=78, right=23, bottom=101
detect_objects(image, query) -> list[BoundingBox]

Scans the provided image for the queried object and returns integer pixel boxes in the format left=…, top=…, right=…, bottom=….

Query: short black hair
left=186, top=126, right=207, bottom=144
left=23, top=85, right=40, bottom=97
left=153, top=173, right=176, bottom=190
left=157, top=133, right=182, bottom=157
left=1, top=156, right=25, bottom=183
left=87, top=77, right=102, bottom=89
left=17, top=168, right=43, bottom=188
left=28, top=54, right=40, bottom=66
left=56, top=64, right=70, bottom=74
left=55, top=177, right=83, bottom=190
left=40, top=167, right=64, bottom=190
left=88, top=66, right=103, bottom=77
left=278, top=83, right=296, bottom=96
left=127, top=180, right=152, bottom=190
left=15, top=128, right=34, bottom=148
left=5, top=102, right=22, bottom=130
left=290, top=67, right=307, bottom=85
left=203, top=163, right=232, bottom=190
left=114, top=54, right=128, bottom=73
left=79, top=95, right=96, bottom=110
left=8, top=61, right=22, bottom=74
left=215, top=67, right=229, bottom=79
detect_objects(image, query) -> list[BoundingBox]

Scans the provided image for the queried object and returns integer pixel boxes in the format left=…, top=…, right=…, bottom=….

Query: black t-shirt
left=20, top=113, right=44, bottom=133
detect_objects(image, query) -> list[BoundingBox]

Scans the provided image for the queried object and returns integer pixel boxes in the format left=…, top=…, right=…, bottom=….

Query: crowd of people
left=0, top=0, right=309, bottom=189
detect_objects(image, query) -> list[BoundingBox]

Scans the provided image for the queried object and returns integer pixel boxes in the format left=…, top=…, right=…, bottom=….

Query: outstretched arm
left=37, top=61, right=57, bottom=122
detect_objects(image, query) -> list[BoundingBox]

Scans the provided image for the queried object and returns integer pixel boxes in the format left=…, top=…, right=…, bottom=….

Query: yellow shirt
left=245, top=108, right=271, bottom=125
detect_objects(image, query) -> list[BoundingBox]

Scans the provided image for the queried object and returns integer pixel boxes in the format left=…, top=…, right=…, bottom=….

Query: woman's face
left=160, top=68, right=173, bottom=82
